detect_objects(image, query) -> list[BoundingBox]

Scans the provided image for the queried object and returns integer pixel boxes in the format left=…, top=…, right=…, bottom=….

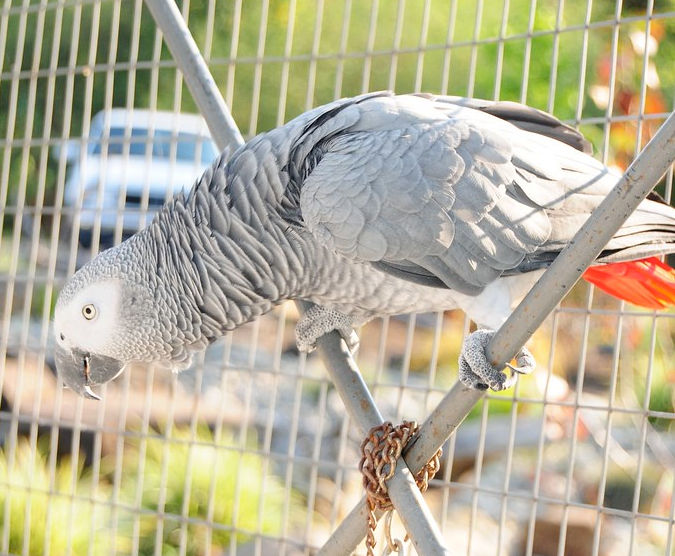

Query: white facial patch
left=54, top=280, right=121, bottom=356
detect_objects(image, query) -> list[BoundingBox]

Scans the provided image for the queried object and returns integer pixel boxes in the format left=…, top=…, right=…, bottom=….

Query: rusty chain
left=359, top=420, right=443, bottom=556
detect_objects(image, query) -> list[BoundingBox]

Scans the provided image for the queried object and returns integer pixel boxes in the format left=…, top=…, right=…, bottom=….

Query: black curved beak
left=54, top=344, right=125, bottom=400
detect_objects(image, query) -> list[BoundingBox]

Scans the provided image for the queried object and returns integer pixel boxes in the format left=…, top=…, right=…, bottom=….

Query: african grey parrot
left=53, top=92, right=675, bottom=399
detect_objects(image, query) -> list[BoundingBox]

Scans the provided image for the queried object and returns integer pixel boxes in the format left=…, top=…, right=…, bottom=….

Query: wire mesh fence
left=1, top=0, right=674, bottom=555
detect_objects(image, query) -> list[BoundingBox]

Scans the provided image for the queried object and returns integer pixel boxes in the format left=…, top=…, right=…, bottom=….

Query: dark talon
left=81, top=356, right=101, bottom=400
left=83, top=355, right=91, bottom=382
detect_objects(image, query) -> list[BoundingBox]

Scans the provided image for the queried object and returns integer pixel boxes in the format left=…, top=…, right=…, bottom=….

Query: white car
left=59, top=109, right=219, bottom=248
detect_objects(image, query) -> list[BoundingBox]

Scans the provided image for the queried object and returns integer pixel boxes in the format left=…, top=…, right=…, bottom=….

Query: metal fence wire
left=1, top=0, right=675, bottom=555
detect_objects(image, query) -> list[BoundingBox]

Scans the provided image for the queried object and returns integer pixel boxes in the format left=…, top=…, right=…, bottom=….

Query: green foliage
left=623, top=325, right=675, bottom=431
left=2, top=0, right=672, bottom=220
left=0, top=439, right=111, bottom=556
left=648, top=382, right=674, bottom=430
left=184, top=0, right=621, bottom=130
left=0, top=428, right=303, bottom=556
left=108, top=426, right=298, bottom=556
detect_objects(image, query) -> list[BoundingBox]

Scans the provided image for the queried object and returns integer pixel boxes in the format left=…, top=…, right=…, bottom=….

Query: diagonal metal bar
left=305, top=306, right=451, bottom=556
left=142, top=0, right=243, bottom=152
left=143, top=0, right=452, bottom=554
left=318, top=382, right=482, bottom=556
left=484, top=113, right=675, bottom=367
left=133, top=3, right=675, bottom=552
left=317, top=112, right=675, bottom=555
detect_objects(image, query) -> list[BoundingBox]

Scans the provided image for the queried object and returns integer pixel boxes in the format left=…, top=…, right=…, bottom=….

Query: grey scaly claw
left=459, top=329, right=535, bottom=391
left=505, top=347, right=536, bottom=376
left=339, top=327, right=360, bottom=353
left=295, top=305, right=359, bottom=354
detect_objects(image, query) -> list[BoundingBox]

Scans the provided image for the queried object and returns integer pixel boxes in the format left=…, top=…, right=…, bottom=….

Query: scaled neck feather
left=145, top=150, right=308, bottom=352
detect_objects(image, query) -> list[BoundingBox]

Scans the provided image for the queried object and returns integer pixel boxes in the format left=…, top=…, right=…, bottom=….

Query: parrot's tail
left=583, top=257, right=675, bottom=309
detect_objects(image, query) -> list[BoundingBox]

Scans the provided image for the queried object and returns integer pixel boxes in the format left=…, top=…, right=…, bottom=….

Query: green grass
left=107, top=425, right=302, bottom=556
left=0, top=426, right=305, bottom=556
left=0, top=439, right=111, bottom=556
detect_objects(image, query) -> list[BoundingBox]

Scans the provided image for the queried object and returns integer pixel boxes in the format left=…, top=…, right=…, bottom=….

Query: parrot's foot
left=295, top=305, right=359, bottom=353
left=459, top=329, right=535, bottom=391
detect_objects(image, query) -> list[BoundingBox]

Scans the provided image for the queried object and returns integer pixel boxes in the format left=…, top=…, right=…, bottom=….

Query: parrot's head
left=53, top=242, right=168, bottom=399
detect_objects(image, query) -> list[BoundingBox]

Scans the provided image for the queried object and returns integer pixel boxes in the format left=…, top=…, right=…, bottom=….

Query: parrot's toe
left=506, top=347, right=536, bottom=377
left=295, top=305, right=358, bottom=354
left=339, top=328, right=360, bottom=354
left=296, top=337, right=317, bottom=353
left=458, top=329, right=535, bottom=391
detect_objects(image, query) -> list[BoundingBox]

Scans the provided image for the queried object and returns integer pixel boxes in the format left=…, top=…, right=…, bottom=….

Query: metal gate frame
left=141, top=1, right=675, bottom=553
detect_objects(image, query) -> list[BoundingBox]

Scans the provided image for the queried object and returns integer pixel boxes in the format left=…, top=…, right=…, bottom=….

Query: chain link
left=359, top=421, right=442, bottom=556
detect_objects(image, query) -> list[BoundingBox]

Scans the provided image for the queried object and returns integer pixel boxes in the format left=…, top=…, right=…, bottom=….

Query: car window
left=154, top=130, right=219, bottom=164
left=92, top=127, right=218, bottom=164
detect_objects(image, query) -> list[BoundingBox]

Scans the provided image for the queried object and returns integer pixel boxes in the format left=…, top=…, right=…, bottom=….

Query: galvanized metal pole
left=317, top=113, right=675, bottom=555
left=143, top=1, right=452, bottom=554
left=309, top=315, right=452, bottom=556
left=484, top=112, right=675, bottom=367
left=318, top=382, right=482, bottom=556
left=142, top=0, right=244, bottom=152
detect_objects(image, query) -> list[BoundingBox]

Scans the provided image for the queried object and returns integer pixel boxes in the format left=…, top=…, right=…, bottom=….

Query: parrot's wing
left=298, top=95, right=612, bottom=296
left=428, top=95, right=594, bottom=154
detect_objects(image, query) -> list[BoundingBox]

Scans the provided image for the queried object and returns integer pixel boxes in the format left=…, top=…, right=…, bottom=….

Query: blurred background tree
left=1, top=0, right=674, bottom=223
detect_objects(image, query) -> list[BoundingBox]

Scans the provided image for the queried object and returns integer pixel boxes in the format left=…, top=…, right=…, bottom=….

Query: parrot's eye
left=82, top=304, right=97, bottom=320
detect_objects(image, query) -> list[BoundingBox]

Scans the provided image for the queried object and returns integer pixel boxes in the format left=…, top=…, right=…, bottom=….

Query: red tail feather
left=583, top=257, right=675, bottom=309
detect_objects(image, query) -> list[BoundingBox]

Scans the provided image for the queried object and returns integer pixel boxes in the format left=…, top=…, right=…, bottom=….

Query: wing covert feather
left=296, top=94, right=618, bottom=295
